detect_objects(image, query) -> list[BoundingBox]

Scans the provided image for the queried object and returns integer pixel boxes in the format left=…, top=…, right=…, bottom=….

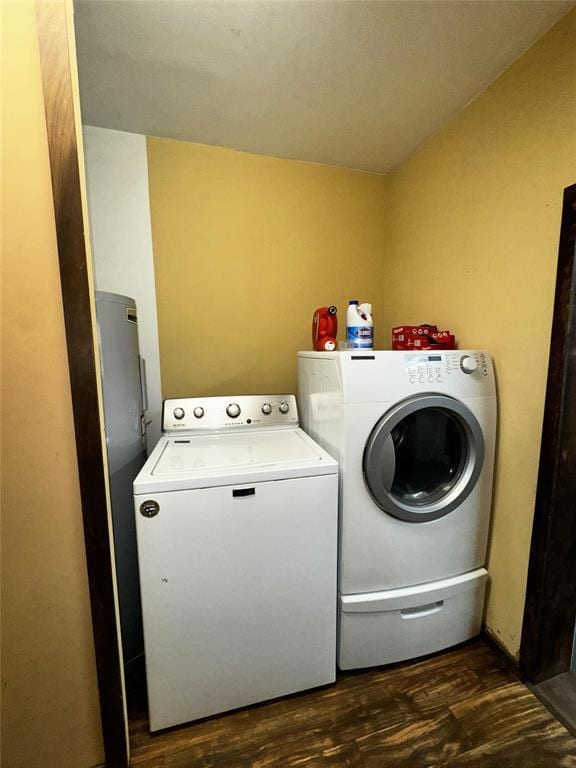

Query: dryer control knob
left=193, top=407, right=204, bottom=419
left=173, top=407, right=185, bottom=420
left=261, top=403, right=272, bottom=415
left=460, top=355, right=478, bottom=374
left=279, top=401, right=290, bottom=414
left=226, top=403, right=241, bottom=418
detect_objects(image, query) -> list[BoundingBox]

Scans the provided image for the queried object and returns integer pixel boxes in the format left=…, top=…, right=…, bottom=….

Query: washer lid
left=134, top=427, right=338, bottom=493
left=154, top=429, right=321, bottom=474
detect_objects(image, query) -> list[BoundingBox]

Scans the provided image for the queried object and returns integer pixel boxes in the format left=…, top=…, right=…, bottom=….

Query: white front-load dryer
left=298, top=350, right=497, bottom=669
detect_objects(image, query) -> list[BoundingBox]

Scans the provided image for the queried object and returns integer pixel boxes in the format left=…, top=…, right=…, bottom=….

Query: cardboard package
left=392, top=325, right=456, bottom=351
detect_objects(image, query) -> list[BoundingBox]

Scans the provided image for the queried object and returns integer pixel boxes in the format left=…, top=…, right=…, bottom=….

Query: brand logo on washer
left=140, top=500, right=160, bottom=518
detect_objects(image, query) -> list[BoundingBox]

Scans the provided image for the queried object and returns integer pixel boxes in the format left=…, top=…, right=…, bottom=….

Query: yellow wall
left=1, top=2, right=104, bottom=765
left=147, top=138, right=389, bottom=397
left=387, top=9, right=576, bottom=656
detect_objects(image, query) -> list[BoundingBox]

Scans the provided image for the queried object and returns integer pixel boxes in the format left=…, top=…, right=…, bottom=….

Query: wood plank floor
left=534, top=671, right=576, bottom=737
left=128, top=640, right=576, bottom=767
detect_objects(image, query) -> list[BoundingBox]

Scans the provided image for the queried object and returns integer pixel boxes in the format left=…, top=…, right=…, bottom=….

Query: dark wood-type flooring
left=534, top=671, right=576, bottom=737
left=128, top=640, right=576, bottom=767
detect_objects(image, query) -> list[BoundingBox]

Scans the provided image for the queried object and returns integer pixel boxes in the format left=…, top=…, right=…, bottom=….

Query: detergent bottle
left=346, top=301, right=374, bottom=349
left=312, top=306, right=338, bottom=351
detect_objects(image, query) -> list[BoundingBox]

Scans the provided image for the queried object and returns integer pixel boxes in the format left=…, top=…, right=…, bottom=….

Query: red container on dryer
left=312, top=306, right=338, bottom=351
left=392, top=324, right=457, bottom=350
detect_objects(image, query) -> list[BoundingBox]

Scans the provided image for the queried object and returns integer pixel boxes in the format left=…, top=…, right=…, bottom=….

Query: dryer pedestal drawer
left=338, top=568, right=487, bottom=670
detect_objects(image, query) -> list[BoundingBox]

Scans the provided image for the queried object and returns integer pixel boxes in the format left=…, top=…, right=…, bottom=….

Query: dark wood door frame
left=36, top=2, right=128, bottom=765
left=520, top=183, right=576, bottom=683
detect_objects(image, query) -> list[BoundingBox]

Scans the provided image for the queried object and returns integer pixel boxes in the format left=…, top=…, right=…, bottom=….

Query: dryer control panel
left=405, top=351, right=489, bottom=385
left=163, top=394, right=299, bottom=433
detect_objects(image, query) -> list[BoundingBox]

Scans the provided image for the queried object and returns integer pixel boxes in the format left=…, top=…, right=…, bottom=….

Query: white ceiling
left=74, top=0, right=573, bottom=174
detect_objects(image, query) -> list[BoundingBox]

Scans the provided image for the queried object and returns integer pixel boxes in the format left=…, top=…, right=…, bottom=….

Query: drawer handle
left=233, top=488, right=255, bottom=498
left=400, top=600, right=444, bottom=619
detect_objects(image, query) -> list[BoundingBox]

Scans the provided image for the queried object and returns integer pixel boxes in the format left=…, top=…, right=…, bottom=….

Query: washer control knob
left=226, top=403, right=241, bottom=418
left=193, top=406, right=204, bottom=419
left=261, top=403, right=272, bottom=415
left=460, top=355, right=478, bottom=374
left=279, top=401, right=290, bottom=414
left=173, top=407, right=185, bottom=420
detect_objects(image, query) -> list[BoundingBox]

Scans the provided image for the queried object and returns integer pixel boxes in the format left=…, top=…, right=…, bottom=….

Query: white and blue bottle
left=346, top=300, right=374, bottom=349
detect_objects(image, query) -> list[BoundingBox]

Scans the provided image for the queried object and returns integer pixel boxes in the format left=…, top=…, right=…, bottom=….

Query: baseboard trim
left=481, top=628, right=523, bottom=680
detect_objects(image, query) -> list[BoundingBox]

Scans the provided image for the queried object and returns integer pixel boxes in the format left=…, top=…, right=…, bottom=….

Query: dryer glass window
left=363, top=394, right=485, bottom=523
left=390, top=408, right=467, bottom=506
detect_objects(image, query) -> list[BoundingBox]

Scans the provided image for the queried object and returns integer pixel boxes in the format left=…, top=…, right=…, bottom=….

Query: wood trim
left=35, top=3, right=128, bottom=765
left=520, top=183, right=576, bottom=683
left=481, top=630, right=523, bottom=681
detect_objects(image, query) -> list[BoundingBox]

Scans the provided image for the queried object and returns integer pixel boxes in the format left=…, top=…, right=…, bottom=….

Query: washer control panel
left=405, top=351, right=489, bottom=385
left=162, top=394, right=298, bottom=432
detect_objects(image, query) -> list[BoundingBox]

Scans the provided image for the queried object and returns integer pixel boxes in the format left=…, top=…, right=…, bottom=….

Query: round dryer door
left=363, top=395, right=484, bottom=523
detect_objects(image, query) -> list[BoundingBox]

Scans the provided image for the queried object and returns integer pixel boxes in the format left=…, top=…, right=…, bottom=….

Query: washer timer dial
left=226, top=403, right=241, bottom=418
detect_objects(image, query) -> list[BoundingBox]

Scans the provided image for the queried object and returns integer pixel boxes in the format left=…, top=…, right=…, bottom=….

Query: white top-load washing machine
left=134, top=395, right=338, bottom=731
left=298, top=350, right=496, bottom=669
